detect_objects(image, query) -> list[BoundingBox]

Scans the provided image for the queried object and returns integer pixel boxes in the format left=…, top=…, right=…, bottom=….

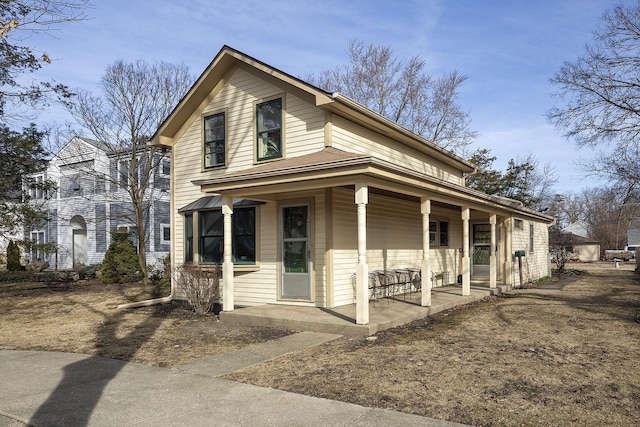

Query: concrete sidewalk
left=0, top=332, right=467, bottom=427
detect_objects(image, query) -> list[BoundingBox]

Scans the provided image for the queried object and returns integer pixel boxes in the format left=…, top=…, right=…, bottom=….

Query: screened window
left=204, top=112, right=225, bottom=168
left=256, top=98, right=282, bottom=161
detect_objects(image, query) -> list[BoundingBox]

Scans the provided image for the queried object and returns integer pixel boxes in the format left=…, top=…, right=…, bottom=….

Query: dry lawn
left=0, top=279, right=290, bottom=367
left=226, top=263, right=640, bottom=427
left=1, top=263, right=639, bottom=426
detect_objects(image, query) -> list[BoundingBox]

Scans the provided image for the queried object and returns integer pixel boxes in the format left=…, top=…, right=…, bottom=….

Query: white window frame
left=30, top=230, right=46, bottom=260
left=160, top=223, right=171, bottom=245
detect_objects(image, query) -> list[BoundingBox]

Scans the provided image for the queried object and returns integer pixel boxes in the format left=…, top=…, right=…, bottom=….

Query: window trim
left=159, top=156, right=171, bottom=178
left=429, top=219, right=450, bottom=247
left=529, top=223, right=534, bottom=253
left=203, top=110, right=227, bottom=169
left=255, top=95, right=285, bottom=162
left=160, top=223, right=171, bottom=245
left=185, top=206, right=258, bottom=267
left=30, top=230, right=46, bottom=260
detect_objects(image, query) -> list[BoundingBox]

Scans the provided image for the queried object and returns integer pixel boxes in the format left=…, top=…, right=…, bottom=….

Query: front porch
left=221, top=282, right=509, bottom=337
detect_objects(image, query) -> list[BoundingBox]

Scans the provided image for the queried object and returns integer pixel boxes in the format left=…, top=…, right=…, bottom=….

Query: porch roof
left=192, top=147, right=554, bottom=223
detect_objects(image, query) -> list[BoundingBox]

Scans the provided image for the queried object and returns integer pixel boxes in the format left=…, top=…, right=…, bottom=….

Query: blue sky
left=26, top=0, right=632, bottom=194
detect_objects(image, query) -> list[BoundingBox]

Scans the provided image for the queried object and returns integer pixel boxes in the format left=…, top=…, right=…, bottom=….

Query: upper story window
left=204, top=112, right=225, bottom=168
left=28, top=175, right=45, bottom=199
left=256, top=98, right=283, bottom=161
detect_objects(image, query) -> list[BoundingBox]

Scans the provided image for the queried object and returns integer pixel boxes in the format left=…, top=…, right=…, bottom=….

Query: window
left=429, top=220, right=449, bottom=247
left=160, top=158, right=170, bottom=177
left=28, top=175, right=45, bottom=199
left=188, top=207, right=256, bottom=265
left=256, top=98, right=282, bottom=161
left=118, top=161, right=129, bottom=190
left=473, top=224, right=491, bottom=244
left=160, top=224, right=170, bottom=245
left=30, top=230, right=45, bottom=260
left=204, top=112, right=225, bottom=168
left=199, top=210, right=223, bottom=263
left=529, top=224, right=534, bottom=253
left=185, top=214, right=193, bottom=263
left=514, top=219, right=523, bottom=230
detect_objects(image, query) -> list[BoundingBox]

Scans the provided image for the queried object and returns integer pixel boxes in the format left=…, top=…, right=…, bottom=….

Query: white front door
left=280, top=204, right=311, bottom=300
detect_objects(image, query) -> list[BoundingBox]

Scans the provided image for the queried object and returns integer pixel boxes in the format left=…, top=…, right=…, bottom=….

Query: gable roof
left=150, top=45, right=474, bottom=174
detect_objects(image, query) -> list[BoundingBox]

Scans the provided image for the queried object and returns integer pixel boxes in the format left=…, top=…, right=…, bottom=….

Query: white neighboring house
left=24, top=136, right=171, bottom=270
left=562, top=221, right=590, bottom=239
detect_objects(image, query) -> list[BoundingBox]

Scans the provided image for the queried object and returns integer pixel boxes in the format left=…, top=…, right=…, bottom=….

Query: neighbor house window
left=30, top=230, right=45, bottom=260
left=192, top=207, right=256, bottom=265
left=204, top=112, right=225, bottom=168
left=429, top=220, right=449, bottom=247
left=184, top=214, right=193, bottom=263
left=160, top=157, right=170, bottom=177
left=29, top=175, right=45, bottom=199
left=256, top=98, right=282, bottom=161
left=160, top=224, right=170, bottom=245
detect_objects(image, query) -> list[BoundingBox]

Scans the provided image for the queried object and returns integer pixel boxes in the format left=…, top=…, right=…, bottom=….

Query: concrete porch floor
left=222, top=283, right=509, bottom=337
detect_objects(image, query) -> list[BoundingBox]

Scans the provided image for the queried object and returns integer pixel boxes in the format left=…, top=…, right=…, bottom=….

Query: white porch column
left=489, top=214, right=497, bottom=289
left=355, top=182, right=369, bottom=325
left=421, top=198, right=431, bottom=306
left=461, top=207, right=471, bottom=296
left=222, top=195, right=234, bottom=312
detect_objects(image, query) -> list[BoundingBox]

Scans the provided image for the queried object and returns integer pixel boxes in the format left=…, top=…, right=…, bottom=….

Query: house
left=24, top=136, right=171, bottom=270
left=151, top=46, right=554, bottom=325
left=562, top=220, right=590, bottom=239
left=567, top=233, right=600, bottom=262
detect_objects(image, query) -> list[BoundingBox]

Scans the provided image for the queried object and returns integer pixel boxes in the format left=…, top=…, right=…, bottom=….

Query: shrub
left=174, top=263, right=221, bottom=315
left=101, top=231, right=141, bottom=283
left=6, top=240, right=24, bottom=272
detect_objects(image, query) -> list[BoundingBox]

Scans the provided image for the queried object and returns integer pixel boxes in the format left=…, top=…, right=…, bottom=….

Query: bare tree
left=67, top=60, right=192, bottom=278
left=309, top=40, right=477, bottom=155
left=581, top=186, right=640, bottom=252
left=549, top=3, right=640, bottom=196
left=0, top=0, right=89, bottom=122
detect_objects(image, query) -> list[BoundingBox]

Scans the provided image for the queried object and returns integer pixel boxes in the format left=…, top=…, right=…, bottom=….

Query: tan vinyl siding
left=510, top=219, right=549, bottom=285
left=331, top=115, right=464, bottom=186
left=331, top=187, right=465, bottom=307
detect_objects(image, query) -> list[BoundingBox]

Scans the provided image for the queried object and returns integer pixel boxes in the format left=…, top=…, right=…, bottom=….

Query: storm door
left=280, top=204, right=311, bottom=300
left=472, top=223, right=491, bottom=277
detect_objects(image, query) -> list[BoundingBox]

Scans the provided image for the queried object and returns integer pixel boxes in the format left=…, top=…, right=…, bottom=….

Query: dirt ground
left=0, top=279, right=291, bottom=367
left=1, top=262, right=639, bottom=426
left=226, top=263, right=640, bottom=426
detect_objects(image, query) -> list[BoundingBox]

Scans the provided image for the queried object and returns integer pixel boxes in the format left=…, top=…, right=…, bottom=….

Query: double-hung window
left=429, top=220, right=449, bottom=247
left=185, top=207, right=256, bottom=265
left=204, top=112, right=225, bottom=168
left=256, top=98, right=283, bottom=161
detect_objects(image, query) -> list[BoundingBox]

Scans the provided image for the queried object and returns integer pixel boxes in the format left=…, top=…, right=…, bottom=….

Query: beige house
left=150, top=46, right=553, bottom=325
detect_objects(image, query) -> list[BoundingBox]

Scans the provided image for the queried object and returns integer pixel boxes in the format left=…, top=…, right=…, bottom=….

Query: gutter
left=116, top=285, right=175, bottom=310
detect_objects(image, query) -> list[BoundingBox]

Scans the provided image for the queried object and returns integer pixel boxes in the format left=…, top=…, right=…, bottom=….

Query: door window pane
left=284, top=241, right=307, bottom=273
left=283, top=206, right=307, bottom=238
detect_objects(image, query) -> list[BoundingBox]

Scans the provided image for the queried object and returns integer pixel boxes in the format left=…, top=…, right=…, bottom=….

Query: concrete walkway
left=0, top=284, right=504, bottom=426
left=221, top=284, right=506, bottom=336
left=0, top=332, right=467, bottom=426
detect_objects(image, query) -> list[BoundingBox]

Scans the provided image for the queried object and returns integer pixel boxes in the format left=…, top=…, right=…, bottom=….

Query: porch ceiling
left=191, top=147, right=554, bottom=223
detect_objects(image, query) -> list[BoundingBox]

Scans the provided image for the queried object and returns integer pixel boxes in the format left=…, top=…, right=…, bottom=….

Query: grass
left=1, top=262, right=639, bottom=426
